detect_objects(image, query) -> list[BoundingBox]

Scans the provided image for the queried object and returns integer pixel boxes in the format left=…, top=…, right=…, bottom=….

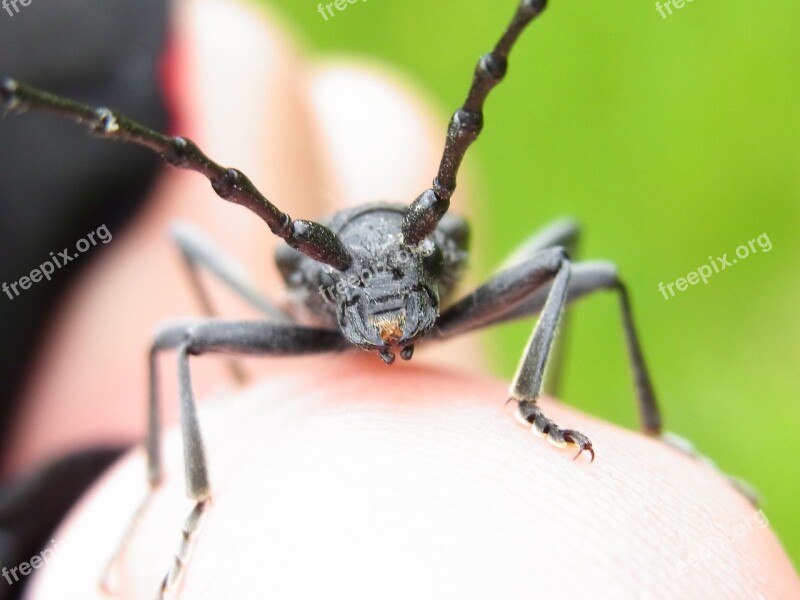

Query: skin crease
left=6, top=0, right=797, bottom=598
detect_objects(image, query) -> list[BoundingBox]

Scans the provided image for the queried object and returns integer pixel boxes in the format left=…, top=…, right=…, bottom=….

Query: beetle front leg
left=437, top=247, right=594, bottom=459
left=498, top=218, right=582, bottom=399
left=100, top=319, right=347, bottom=598
left=157, top=320, right=347, bottom=598
left=504, top=255, right=595, bottom=460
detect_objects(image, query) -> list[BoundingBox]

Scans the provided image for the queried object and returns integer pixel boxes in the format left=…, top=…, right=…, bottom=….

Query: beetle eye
left=422, top=244, right=444, bottom=278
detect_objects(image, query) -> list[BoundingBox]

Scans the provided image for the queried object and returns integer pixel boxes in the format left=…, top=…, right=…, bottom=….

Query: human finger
left=26, top=356, right=800, bottom=599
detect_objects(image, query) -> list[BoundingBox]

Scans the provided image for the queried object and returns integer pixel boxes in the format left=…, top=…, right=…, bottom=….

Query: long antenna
left=403, top=0, right=548, bottom=245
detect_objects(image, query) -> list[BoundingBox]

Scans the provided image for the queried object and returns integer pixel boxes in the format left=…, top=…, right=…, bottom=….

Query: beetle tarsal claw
left=563, top=432, right=595, bottom=462
left=512, top=401, right=594, bottom=459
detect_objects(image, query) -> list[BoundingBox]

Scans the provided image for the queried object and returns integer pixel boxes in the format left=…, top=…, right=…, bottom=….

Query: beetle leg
left=100, top=319, right=347, bottom=597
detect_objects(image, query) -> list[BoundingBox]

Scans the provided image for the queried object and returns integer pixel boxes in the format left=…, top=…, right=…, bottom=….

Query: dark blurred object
left=0, top=446, right=126, bottom=600
left=0, top=0, right=170, bottom=447
left=0, top=3, right=170, bottom=597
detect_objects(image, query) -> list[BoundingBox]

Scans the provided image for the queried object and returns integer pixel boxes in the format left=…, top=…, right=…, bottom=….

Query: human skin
left=8, top=0, right=799, bottom=598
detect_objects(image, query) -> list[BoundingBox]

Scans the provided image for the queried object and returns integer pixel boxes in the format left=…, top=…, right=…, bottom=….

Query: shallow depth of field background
left=268, top=0, right=799, bottom=565
left=1, top=0, right=794, bottom=571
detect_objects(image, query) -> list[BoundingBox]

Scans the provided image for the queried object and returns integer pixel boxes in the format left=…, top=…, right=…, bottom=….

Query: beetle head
left=319, top=237, right=443, bottom=364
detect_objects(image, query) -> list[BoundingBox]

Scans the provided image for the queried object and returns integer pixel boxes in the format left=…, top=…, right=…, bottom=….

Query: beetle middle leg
left=170, top=221, right=290, bottom=322
left=170, top=222, right=293, bottom=385
left=103, top=319, right=348, bottom=598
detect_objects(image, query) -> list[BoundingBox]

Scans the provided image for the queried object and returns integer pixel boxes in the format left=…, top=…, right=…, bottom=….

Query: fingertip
left=25, top=363, right=800, bottom=599
left=306, top=60, right=473, bottom=210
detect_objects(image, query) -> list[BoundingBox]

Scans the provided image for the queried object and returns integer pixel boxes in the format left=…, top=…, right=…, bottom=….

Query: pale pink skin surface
left=5, top=0, right=798, bottom=598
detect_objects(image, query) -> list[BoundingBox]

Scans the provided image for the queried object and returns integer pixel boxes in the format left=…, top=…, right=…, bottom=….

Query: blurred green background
left=266, top=0, right=800, bottom=566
